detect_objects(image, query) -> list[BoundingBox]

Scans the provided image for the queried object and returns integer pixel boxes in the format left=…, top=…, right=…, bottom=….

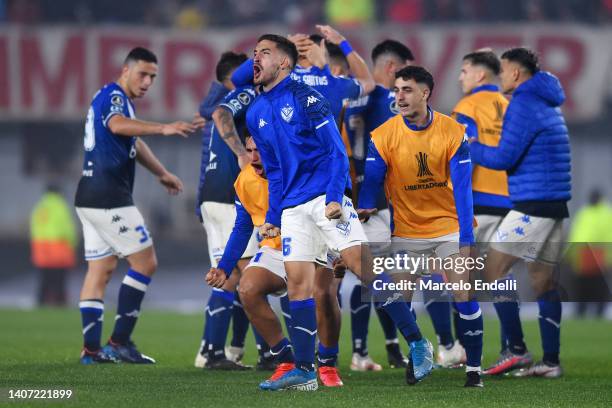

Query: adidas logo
left=306, top=95, right=319, bottom=106
left=259, top=118, right=267, bottom=128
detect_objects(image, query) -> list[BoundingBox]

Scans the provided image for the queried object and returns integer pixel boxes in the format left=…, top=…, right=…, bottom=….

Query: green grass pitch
left=1, top=308, right=611, bottom=407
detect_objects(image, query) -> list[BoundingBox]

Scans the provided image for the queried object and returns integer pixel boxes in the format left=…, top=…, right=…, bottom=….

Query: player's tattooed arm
left=135, top=139, right=183, bottom=195
left=107, top=115, right=199, bottom=138
left=316, top=24, right=375, bottom=95
left=212, top=106, right=250, bottom=168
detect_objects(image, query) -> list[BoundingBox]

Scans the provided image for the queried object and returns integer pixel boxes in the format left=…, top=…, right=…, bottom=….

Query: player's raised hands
left=159, top=171, right=183, bottom=195
left=325, top=201, right=342, bottom=220
left=302, top=39, right=327, bottom=68
left=357, top=208, right=377, bottom=223
left=161, top=121, right=197, bottom=137
left=316, top=24, right=345, bottom=45
left=205, top=267, right=227, bottom=288
left=259, top=223, right=280, bottom=239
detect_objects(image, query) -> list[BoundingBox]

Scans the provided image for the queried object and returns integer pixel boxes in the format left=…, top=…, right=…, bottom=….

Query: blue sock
left=452, top=308, right=463, bottom=345
left=280, top=294, right=292, bottom=333
left=204, top=289, right=234, bottom=360
left=80, top=299, right=104, bottom=351
left=111, top=269, right=150, bottom=344
left=289, top=298, right=317, bottom=372
left=350, top=284, right=372, bottom=356
left=492, top=280, right=526, bottom=355
left=253, top=327, right=271, bottom=359
left=374, top=305, right=398, bottom=343
left=270, top=337, right=294, bottom=364
left=370, top=273, right=422, bottom=343
left=231, top=292, right=249, bottom=348
left=317, top=343, right=339, bottom=367
left=423, top=274, right=454, bottom=347
left=454, top=301, right=483, bottom=370
left=538, top=289, right=562, bottom=365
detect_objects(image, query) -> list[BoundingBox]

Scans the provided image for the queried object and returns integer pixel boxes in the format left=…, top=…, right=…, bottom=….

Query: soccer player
left=342, top=39, right=416, bottom=371
left=194, top=52, right=262, bottom=370
left=468, top=48, right=571, bottom=378
left=358, top=66, right=484, bottom=387
left=453, top=50, right=526, bottom=373
left=229, top=25, right=374, bottom=121
left=246, top=34, right=432, bottom=391
left=206, top=136, right=344, bottom=388
left=75, top=47, right=201, bottom=364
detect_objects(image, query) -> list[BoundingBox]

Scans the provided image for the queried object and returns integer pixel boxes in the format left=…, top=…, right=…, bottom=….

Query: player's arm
left=468, top=102, right=535, bottom=170
left=135, top=138, right=183, bottom=195
left=317, top=24, right=375, bottom=95
left=357, top=140, right=387, bottom=220
left=107, top=115, right=197, bottom=138
left=218, top=199, right=255, bottom=277
left=230, top=58, right=254, bottom=87
left=212, top=106, right=249, bottom=168
left=260, top=142, right=283, bottom=232
left=449, top=139, right=475, bottom=247
left=312, top=111, right=350, bottom=207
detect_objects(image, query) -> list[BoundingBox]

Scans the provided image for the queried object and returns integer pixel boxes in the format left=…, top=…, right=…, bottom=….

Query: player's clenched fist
left=259, top=223, right=280, bottom=238
left=205, top=267, right=227, bottom=288
left=325, top=201, right=342, bottom=220
left=161, top=121, right=197, bottom=137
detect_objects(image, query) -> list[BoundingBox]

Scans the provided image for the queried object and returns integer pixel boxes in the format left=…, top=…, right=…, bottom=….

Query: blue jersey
left=246, top=76, right=350, bottom=226
left=345, top=85, right=397, bottom=209
left=290, top=65, right=362, bottom=119
left=200, top=86, right=257, bottom=204
left=75, top=82, right=137, bottom=208
left=196, top=82, right=231, bottom=216
left=232, top=59, right=361, bottom=120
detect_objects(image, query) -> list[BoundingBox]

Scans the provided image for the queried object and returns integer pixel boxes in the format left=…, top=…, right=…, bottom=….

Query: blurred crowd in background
left=2, top=0, right=612, bottom=28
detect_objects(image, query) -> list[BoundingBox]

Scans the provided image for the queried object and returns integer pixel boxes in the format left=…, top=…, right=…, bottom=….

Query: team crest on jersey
left=336, top=221, right=351, bottom=236
left=281, top=104, right=294, bottom=122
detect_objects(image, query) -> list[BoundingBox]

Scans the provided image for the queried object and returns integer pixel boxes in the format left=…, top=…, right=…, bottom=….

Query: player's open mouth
left=253, top=64, right=262, bottom=80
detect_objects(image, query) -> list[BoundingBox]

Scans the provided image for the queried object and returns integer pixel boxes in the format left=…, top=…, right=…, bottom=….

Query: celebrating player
left=206, top=136, right=345, bottom=388
left=245, top=34, right=432, bottom=391
left=194, top=52, right=262, bottom=370
left=452, top=49, right=527, bottom=373
left=342, top=39, right=416, bottom=371
left=358, top=66, right=484, bottom=387
left=468, top=47, right=571, bottom=378
left=75, top=47, right=201, bottom=364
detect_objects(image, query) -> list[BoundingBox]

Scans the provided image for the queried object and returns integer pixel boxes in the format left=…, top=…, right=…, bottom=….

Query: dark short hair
left=325, top=42, right=348, bottom=70
left=372, top=39, right=414, bottom=64
left=309, top=34, right=324, bottom=44
left=463, top=50, right=500, bottom=75
left=395, top=65, right=434, bottom=95
left=501, top=47, right=540, bottom=75
left=124, top=47, right=157, bottom=65
left=216, top=51, right=248, bottom=82
left=257, top=34, right=298, bottom=68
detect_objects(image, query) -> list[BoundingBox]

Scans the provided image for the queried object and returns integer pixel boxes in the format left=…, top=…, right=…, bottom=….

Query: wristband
left=339, top=40, right=353, bottom=56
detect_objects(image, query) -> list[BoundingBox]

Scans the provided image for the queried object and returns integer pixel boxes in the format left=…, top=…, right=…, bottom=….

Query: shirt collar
left=262, top=74, right=293, bottom=98
left=470, top=84, right=499, bottom=94
left=403, top=106, right=434, bottom=131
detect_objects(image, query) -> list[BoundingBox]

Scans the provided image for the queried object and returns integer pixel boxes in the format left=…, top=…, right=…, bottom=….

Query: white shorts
left=389, top=232, right=460, bottom=275
left=280, top=195, right=367, bottom=263
left=475, top=214, right=504, bottom=255
left=200, top=201, right=258, bottom=267
left=76, top=206, right=153, bottom=260
left=362, top=209, right=391, bottom=257
left=245, top=246, right=288, bottom=296
left=490, top=210, right=565, bottom=265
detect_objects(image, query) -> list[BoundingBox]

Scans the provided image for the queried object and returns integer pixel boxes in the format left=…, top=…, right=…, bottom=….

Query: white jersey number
left=84, top=107, right=95, bottom=151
